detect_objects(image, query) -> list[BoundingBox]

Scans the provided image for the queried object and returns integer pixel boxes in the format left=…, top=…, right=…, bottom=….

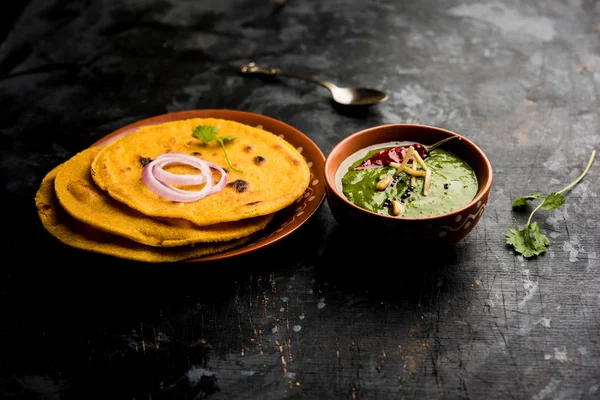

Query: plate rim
left=89, top=109, right=326, bottom=263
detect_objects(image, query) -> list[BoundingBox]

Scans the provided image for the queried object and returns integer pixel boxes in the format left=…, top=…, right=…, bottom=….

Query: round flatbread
left=55, top=146, right=274, bottom=247
left=90, top=118, right=310, bottom=226
left=35, top=165, right=252, bottom=263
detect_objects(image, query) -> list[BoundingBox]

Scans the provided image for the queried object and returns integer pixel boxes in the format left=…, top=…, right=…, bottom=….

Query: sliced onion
left=203, top=160, right=228, bottom=194
left=141, top=153, right=228, bottom=202
left=152, top=155, right=208, bottom=185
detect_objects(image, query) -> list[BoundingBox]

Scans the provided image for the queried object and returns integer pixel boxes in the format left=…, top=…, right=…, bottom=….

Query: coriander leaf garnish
left=540, top=192, right=565, bottom=210
left=506, top=150, right=596, bottom=258
left=512, top=193, right=541, bottom=207
left=506, top=222, right=550, bottom=258
left=193, top=125, right=242, bottom=173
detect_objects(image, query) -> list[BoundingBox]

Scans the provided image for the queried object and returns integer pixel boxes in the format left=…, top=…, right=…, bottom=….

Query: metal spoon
left=239, top=62, right=388, bottom=106
left=423, top=135, right=461, bottom=152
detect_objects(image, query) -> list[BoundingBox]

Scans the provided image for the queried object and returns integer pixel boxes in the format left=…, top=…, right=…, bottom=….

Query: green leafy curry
left=337, top=143, right=478, bottom=218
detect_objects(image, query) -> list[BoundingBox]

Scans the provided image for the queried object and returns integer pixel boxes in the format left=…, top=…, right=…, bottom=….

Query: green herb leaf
left=540, top=192, right=565, bottom=210
left=512, top=193, right=541, bottom=208
left=506, top=222, right=550, bottom=258
left=527, top=222, right=551, bottom=252
left=506, top=150, right=596, bottom=258
left=192, top=125, right=243, bottom=173
left=193, top=125, right=220, bottom=141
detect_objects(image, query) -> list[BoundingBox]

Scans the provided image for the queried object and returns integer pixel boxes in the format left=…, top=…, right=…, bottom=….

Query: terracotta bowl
left=324, top=124, right=492, bottom=245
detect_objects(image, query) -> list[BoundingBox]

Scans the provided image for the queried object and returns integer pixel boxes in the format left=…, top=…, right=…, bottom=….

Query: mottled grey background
left=1, top=0, right=599, bottom=399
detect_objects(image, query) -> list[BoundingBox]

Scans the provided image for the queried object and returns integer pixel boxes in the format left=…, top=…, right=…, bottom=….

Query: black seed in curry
left=139, top=157, right=153, bottom=167
left=254, top=156, right=265, bottom=165
left=401, top=190, right=412, bottom=200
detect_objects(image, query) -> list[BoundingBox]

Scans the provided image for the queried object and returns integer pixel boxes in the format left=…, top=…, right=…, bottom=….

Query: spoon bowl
left=240, top=62, right=388, bottom=106
left=330, top=86, right=388, bottom=106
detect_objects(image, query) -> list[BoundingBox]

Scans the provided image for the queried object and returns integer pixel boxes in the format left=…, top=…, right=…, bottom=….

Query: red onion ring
left=152, top=155, right=208, bottom=185
left=141, top=153, right=228, bottom=202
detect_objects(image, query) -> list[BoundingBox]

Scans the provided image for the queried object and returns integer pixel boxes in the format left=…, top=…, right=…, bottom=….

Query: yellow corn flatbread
left=90, top=118, right=311, bottom=226
left=36, top=165, right=251, bottom=263
left=55, top=146, right=274, bottom=247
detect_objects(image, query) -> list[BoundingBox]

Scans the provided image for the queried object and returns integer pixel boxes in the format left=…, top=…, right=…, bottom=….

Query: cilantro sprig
left=506, top=150, right=596, bottom=258
left=193, top=125, right=242, bottom=173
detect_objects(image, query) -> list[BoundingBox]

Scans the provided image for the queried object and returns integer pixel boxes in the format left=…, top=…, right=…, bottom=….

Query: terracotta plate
left=91, top=109, right=326, bottom=262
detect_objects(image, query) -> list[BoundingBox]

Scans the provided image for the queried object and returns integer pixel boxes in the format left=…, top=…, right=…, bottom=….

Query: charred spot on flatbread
left=227, top=179, right=248, bottom=193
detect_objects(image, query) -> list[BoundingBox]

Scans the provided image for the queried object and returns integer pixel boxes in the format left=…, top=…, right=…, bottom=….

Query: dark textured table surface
left=2, top=1, right=599, bottom=399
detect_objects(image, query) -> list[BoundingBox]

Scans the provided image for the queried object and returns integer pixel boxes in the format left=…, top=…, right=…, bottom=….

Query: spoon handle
left=240, top=62, right=335, bottom=90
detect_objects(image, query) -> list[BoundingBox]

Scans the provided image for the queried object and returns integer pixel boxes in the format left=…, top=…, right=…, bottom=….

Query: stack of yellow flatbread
left=35, top=118, right=311, bottom=262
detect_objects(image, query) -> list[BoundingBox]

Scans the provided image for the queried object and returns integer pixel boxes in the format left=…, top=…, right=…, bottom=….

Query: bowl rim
left=324, top=123, right=493, bottom=221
